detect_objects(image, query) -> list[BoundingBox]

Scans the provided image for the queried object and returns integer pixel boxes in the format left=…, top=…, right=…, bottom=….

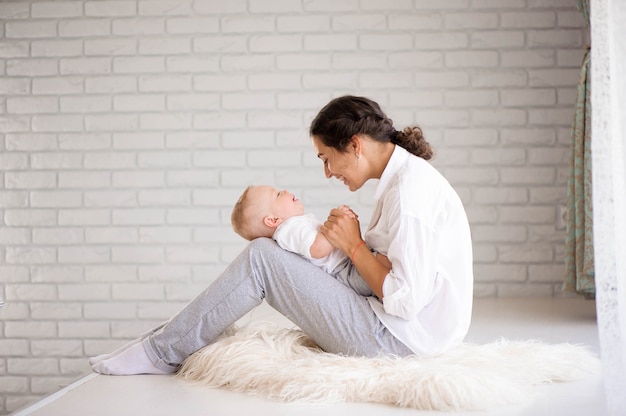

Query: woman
left=90, top=95, right=473, bottom=375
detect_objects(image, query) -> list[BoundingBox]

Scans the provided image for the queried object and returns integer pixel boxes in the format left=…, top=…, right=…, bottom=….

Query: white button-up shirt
left=365, top=145, right=473, bottom=356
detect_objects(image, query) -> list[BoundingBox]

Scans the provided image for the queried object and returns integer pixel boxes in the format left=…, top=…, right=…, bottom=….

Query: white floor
left=13, top=297, right=606, bottom=416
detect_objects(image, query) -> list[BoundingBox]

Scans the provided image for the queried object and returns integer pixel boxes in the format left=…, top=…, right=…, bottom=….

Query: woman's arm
left=374, top=252, right=392, bottom=270
left=339, top=205, right=392, bottom=270
left=320, top=208, right=388, bottom=298
left=347, top=242, right=389, bottom=298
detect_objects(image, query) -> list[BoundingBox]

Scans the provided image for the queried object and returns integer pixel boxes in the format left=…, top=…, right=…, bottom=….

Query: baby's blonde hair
left=231, top=186, right=273, bottom=241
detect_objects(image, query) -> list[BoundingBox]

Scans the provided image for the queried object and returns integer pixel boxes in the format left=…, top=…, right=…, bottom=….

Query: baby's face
left=252, top=186, right=305, bottom=220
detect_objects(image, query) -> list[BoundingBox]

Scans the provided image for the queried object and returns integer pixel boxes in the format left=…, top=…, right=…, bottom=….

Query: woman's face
left=312, top=136, right=363, bottom=191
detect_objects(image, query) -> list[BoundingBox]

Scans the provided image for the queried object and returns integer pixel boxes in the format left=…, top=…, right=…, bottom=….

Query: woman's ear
left=350, top=135, right=362, bottom=158
left=263, top=216, right=283, bottom=229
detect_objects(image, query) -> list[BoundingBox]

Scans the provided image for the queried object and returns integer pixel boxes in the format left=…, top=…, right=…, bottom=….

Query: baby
left=231, top=185, right=350, bottom=274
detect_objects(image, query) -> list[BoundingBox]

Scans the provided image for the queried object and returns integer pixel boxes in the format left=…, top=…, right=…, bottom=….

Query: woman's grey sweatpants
left=141, top=238, right=413, bottom=372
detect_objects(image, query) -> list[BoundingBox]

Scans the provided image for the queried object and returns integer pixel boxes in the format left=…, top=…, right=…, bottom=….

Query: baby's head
left=231, top=185, right=305, bottom=240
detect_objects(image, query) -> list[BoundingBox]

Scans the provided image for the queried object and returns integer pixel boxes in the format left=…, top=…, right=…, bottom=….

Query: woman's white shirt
left=365, top=145, right=474, bottom=356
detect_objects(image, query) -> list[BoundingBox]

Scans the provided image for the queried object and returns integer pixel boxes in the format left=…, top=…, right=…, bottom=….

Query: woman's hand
left=320, top=206, right=362, bottom=256
left=337, top=205, right=358, bottom=220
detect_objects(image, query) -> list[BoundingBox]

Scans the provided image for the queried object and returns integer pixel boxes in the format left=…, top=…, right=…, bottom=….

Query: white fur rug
left=177, top=324, right=601, bottom=411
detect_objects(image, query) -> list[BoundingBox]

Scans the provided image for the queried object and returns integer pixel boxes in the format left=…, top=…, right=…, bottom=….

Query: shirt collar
left=374, top=145, right=410, bottom=200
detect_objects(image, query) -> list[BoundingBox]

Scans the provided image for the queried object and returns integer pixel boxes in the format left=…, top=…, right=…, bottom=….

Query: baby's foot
left=92, top=342, right=171, bottom=375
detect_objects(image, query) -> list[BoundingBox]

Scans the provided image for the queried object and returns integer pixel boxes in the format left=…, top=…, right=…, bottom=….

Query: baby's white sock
left=92, top=342, right=171, bottom=375
left=89, top=338, right=142, bottom=366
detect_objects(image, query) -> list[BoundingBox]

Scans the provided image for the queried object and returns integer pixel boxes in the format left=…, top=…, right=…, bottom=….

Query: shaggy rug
left=177, top=324, right=601, bottom=411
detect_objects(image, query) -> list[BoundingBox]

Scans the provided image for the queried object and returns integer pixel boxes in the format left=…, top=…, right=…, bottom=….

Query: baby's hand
left=337, top=205, right=358, bottom=220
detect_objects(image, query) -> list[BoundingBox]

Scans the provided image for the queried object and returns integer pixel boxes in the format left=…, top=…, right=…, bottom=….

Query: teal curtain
left=563, top=0, right=594, bottom=298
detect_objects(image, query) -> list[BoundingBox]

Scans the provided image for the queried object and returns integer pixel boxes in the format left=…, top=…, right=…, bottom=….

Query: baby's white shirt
left=273, top=213, right=347, bottom=275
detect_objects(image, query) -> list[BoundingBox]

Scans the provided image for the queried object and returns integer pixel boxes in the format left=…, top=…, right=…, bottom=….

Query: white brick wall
left=0, top=0, right=587, bottom=413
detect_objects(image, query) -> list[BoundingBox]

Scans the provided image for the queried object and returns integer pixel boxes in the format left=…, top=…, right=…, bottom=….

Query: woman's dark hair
left=309, top=95, right=433, bottom=160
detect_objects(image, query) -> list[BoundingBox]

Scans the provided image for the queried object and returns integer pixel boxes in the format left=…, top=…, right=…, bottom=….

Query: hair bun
left=396, top=126, right=433, bottom=160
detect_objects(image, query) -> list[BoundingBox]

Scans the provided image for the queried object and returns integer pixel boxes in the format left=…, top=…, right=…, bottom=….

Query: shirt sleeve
left=380, top=192, right=441, bottom=320
left=273, top=215, right=320, bottom=260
